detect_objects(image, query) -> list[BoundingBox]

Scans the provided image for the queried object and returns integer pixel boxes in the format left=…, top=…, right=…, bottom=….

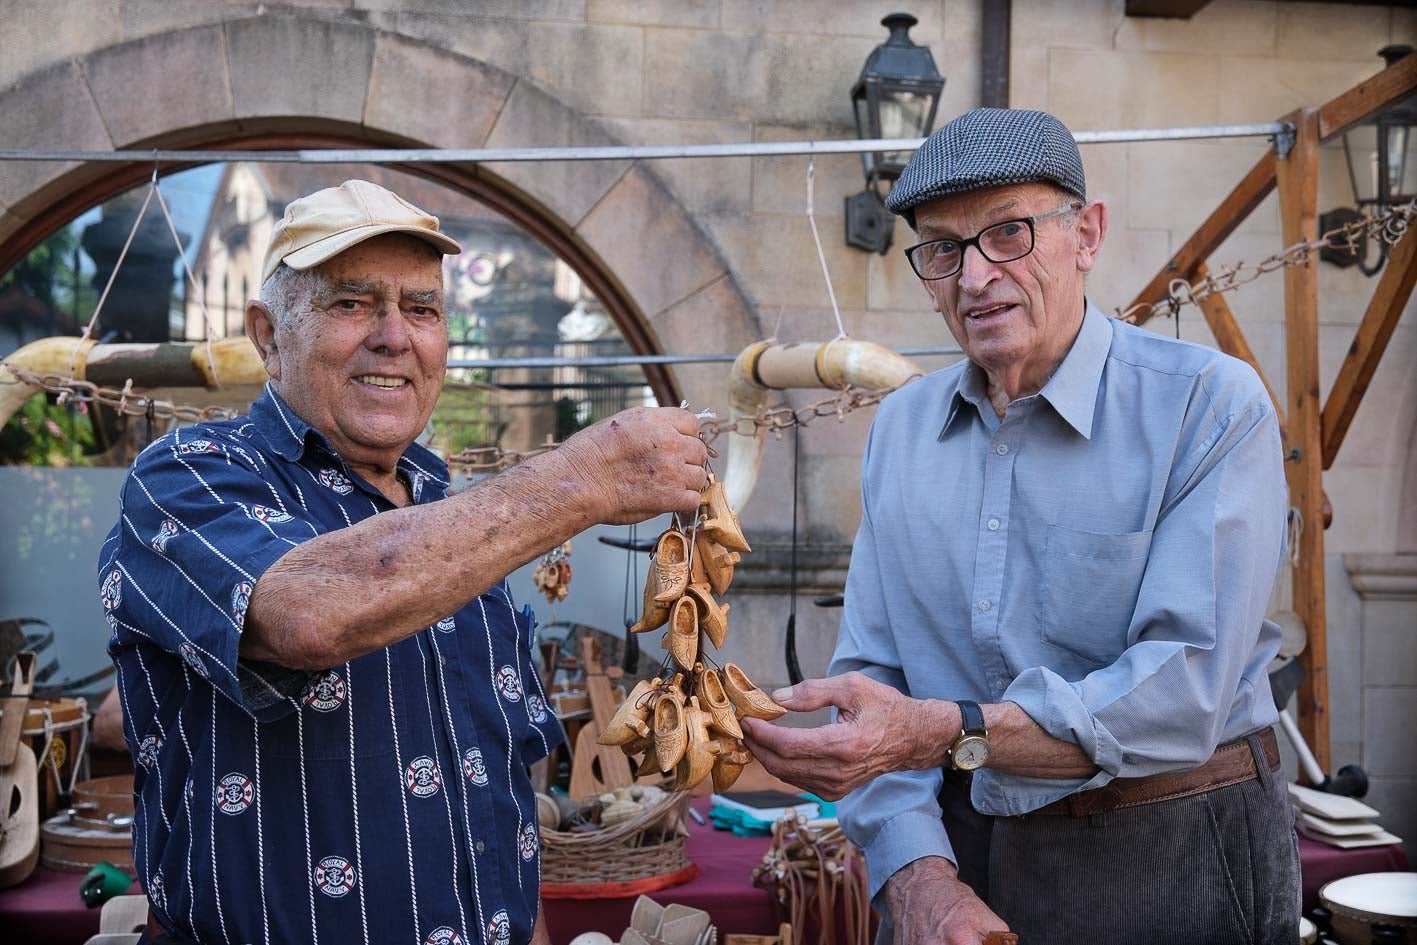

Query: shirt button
left=986, top=517, right=1000, bottom=531
left=978, top=599, right=992, bottom=613
left=995, top=443, right=1009, bottom=456
left=474, top=840, right=485, bottom=854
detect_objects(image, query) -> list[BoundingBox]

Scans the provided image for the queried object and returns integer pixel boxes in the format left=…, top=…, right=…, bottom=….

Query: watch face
left=953, top=736, right=990, bottom=771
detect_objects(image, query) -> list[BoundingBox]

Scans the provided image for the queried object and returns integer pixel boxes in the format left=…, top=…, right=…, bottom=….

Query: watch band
left=957, top=699, right=986, bottom=737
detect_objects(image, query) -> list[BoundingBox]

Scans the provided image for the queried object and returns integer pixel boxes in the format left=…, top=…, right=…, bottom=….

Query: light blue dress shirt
left=831, top=302, right=1288, bottom=902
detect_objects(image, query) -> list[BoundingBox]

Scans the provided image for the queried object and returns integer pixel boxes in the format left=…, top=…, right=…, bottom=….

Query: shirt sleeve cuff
left=857, top=808, right=957, bottom=903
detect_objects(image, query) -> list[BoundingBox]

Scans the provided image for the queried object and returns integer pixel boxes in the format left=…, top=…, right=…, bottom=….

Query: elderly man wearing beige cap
left=100, top=179, right=707, bottom=945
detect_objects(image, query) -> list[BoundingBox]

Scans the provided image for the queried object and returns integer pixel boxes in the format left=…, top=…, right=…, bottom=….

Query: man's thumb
left=769, top=677, right=843, bottom=712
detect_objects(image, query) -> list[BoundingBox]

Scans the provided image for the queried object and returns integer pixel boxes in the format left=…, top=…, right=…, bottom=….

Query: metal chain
left=0, top=362, right=239, bottom=424
left=444, top=384, right=904, bottom=474
left=1115, top=199, right=1415, bottom=324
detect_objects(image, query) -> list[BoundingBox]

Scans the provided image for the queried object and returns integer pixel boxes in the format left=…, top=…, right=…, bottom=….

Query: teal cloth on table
left=708, top=795, right=835, bottom=836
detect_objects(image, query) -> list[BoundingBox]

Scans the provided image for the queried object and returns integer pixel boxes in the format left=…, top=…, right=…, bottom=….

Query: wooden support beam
left=1127, top=151, right=1276, bottom=326
left=1319, top=50, right=1417, bottom=142
left=1192, top=263, right=1286, bottom=430
left=1277, top=108, right=1330, bottom=773
left=1321, top=228, right=1417, bottom=469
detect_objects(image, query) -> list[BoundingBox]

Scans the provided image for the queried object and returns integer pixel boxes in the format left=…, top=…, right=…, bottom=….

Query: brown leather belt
left=1033, top=727, right=1280, bottom=817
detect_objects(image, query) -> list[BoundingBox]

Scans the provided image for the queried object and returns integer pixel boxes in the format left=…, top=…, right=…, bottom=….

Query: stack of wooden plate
left=40, top=774, right=134, bottom=873
left=1288, top=783, right=1402, bottom=849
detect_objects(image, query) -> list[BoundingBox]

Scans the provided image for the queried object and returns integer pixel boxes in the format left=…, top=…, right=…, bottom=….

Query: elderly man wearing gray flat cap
left=742, top=108, right=1298, bottom=944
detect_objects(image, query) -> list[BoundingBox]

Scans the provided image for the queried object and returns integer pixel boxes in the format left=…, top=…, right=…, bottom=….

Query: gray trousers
left=881, top=734, right=1301, bottom=944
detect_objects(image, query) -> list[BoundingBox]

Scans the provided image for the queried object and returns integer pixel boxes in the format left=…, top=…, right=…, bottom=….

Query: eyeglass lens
left=911, top=219, right=1034, bottom=279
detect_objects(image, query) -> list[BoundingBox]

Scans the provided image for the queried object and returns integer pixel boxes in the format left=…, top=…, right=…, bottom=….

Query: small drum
left=1299, top=915, right=1317, bottom=944
left=1320, top=872, right=1417, bottom=944
left=39, top=774, right=134, bottom=874
left=19, top=697, right=91, bottom=819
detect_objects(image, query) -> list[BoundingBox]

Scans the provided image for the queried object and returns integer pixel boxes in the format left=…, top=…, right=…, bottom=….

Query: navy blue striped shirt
left=100, top=384, right=564, bottom=945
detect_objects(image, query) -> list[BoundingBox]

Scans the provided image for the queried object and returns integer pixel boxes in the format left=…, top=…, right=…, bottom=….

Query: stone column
left=1343, top=553, right=1417, bottom=859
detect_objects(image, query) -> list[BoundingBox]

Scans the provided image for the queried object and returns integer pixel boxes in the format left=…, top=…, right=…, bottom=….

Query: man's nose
left=956, top=244, right=999, bottom=295
left=365, top=302, right=413, bottom=354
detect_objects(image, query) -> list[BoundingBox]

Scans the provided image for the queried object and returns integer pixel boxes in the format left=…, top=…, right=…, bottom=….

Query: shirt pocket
left=1036, top=524, right=1152, bottom=667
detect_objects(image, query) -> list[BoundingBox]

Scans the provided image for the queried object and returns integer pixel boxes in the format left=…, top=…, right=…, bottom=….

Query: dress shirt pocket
left=1037, top=524, right=1152, bottom=667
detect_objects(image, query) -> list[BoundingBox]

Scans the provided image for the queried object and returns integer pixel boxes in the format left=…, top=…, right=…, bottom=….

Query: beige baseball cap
left=260, top=179, right=463, bottom=285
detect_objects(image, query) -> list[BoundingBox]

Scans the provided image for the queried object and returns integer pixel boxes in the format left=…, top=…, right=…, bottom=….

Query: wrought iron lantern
left=1320, top=45, right=1417, bottom=275
left=845, top=12, right=945, bottom=255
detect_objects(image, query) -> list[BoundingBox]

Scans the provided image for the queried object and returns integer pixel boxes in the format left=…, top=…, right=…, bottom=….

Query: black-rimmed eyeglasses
left=903, top=203, right=1082, bottom=280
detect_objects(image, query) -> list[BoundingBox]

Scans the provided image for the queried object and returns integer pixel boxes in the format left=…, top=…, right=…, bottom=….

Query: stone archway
left=0, top=14, right=760, bottom=411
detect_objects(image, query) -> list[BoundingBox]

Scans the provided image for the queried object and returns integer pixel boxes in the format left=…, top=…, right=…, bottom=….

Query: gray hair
left=259, top=263, right=325, bottom=329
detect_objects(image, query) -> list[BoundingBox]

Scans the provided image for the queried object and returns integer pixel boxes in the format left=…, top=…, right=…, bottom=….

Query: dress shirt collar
left=249, top=382, right=450, bottom=487
left=940, top=299, right=1112, bottom=440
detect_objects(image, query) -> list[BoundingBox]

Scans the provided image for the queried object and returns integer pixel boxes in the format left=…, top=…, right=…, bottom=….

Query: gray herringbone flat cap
left=885, top=107, right=1085, bottom=227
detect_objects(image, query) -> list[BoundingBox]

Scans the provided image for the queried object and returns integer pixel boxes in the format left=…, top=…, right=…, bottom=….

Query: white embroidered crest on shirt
left=137, top=734, right=161, bottom=770
left=435, top=616, right=457, bottom=632
left=424, top=928, right=464, bottom=945
left=495, top=665, right=522, bottom=702
left=519, top=822, right=537, bottom=861
left=100, top=570, right=122, bottom=611
left=462, top=747, right=489, bottom=787
left=302, top=670, right=346, bottom=712
left=215, top=772, right=254, bottom=815
left=248, top=503, right=293, bottom=524
left=319, top=468, right=354, bottom=495
left=177, top=438, right=221, bottom=456
left=405, top=756, right=442, bottom=798
left=231, top=581, right=253, bottom=625
left=150, top=520, right=179, bottom=554
left=149, top=869, right=167, bottom=911
left=314, top=855, right=356, bottom=897
left=486, top=911, right=511, bottom=945
left=526, top=692, right=548, bottom=723
left=178, top=642, right=209, bottom=679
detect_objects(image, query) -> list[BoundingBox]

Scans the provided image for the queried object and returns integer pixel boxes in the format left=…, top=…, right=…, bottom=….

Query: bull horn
left=722, top=339, right=923, bottom=510
left=0, top=336, right=267, bottom=430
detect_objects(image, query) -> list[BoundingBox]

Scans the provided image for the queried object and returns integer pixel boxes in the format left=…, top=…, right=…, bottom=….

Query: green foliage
left=0, top=396, right=97, bottom=467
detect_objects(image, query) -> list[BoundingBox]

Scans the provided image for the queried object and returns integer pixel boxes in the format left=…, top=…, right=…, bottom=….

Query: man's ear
left=245, top=301, right=281, bottom=381
left=1075, top=200, right=1107, bottom=274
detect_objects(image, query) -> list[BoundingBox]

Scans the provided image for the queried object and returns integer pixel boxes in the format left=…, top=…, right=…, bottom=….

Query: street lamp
left=845, top=12, right=945, bottom=255
left=1320, top=45, right=1417, bottom=275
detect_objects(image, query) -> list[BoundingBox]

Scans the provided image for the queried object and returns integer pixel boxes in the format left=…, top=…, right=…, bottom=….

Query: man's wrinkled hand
left=738, top=672, right=942, bottom=800
left=887, top=858, right=1009, bottom=945
left=555, top=406, right=708, bottom=526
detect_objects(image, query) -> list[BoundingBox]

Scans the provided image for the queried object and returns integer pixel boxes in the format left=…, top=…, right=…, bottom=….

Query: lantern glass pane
left=1386, top=125, right=1413, bottom=201
left=1344, top=124, right=1378, bottom=205
left=854, top=92, right=877, bottom=178
left=878, top=89, right=934, bottom=167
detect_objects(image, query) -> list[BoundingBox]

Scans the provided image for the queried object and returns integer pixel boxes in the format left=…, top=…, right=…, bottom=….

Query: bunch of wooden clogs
left=597, top=473, right=785, bottom=793
left=533, top=541, right=573, bottom=604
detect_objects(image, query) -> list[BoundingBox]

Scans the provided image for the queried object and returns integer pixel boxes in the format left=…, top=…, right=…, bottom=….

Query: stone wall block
left=225, top=16, right=375, bottom=124
left=354, top=0, right=586, bottom=19
left=1113, top=0, right=1277, bottom=56
left=604, top=118, right=753, bottom=214
left=81, top=25, right=235, bottom=148
left=1218, top=56, right=1385, bottom=125
left=576, top=165, right=727, bottom=322
left=589, top=0, right=719, bottom=29
left=722, top=0, right=943, bottom=41
left=481, top=79, right=630, bottom=227
left=750, top=124, right=859, bottom=217
left=1276, top=4, right=1391, bottom=63
left=0, top=61, right=113, bottom=221
left=1364, top=687, right=1417, bottom=778
left=1326, top=465, right=1403, bottom=552
left=0, top=0, right=122, bottom=91
left=1319, top=324, right=1417, bottom=470
left=1124, top=140, right=1277, bottom=237
left=365, top=32, right=513, bottom=148
left=526, top=22, right=643, bottom=118
left=642, top=28, right=767, bottom=120
left=1010, top=0, right=1121, bottom=52
left=1049, top=50, right=1219, bottom=131
left=649, top=273, right=759, bottom=412
left=1361, top=597, right=1417, bottom=688
left=709, top=213, right=867, bottom=311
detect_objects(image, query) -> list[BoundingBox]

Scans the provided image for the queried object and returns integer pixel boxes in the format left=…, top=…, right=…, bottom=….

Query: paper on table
left=1287, top=782, right=1381, bottom=821
left=1297, top=821, right=1403, bottom=849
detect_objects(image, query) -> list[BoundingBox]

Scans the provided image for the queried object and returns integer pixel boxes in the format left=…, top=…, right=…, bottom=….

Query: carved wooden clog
left=620, top=732, right=653, bottom=758
left=667, top=595, right=700, bottom=671
left=699, top=473, right=750, bottom=553
left=694, top=531, right=741, bottom=596
left=629, top=566, right=671, bottom=633
left=653, top=686, right=687, bottom=772
left=696, top=667, right=743, bottom=739
left=674, top=698, right=720, bottom=792
left=596, top=677, right=660, bottom=746
left=711, top=736, right=754, bottom=792
left=651, top=529, right=691, bottom=603
left=722, top=662, right=786, bottom=720
left=684, top=582, right=729, bottom=650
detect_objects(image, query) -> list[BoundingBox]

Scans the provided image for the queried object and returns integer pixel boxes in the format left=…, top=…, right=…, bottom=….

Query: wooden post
left=1320, top=228, right=1417, bottom=469
left=1276, top=109, right=1329, bottom=772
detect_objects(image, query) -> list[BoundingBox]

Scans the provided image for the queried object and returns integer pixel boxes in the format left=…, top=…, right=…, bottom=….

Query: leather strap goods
left=1034, top=727, right=1280, bottom=818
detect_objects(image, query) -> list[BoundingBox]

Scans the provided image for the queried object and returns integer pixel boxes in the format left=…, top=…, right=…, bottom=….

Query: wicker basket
left=540, top=790, right=696, bottom=897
